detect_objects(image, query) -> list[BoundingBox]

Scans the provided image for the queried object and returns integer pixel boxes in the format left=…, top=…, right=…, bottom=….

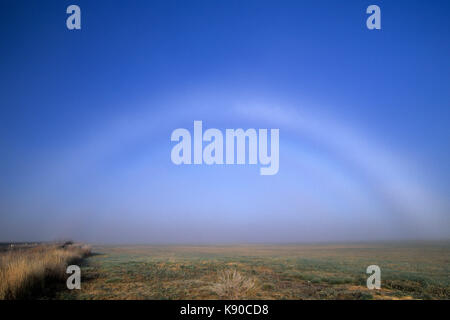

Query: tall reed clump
left=210, top=269, right=258, bottom=299
left=0, top=243, right=91, bottom=299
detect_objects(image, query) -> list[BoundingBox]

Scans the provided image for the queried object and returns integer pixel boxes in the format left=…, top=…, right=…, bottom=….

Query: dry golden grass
left=0, top=243, right=91, bottom=299
left=210, top=269, right=258, bottom=299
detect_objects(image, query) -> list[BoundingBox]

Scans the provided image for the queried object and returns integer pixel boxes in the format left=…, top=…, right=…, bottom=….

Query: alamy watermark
left=65, top=4, right=380, bottom=31
left=66, top=265, right=81, bottom=290
left=64, top=263, right=381, bottom=291
left=66, top=5, right=81, bottom=30
left=366, top=5, right=381, bottom=30
left=366, top=265, right=381, bottom=289
left=171, top=121, right=279, bottom=175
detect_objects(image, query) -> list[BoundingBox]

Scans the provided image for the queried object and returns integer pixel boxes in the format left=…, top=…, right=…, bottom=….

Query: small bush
left=210, top=270, right=258, bottom=299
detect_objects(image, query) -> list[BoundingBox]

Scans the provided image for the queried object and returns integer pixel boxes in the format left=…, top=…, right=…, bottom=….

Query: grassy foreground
left=57, top=243, right=449, bottom=300
left=0, top=243, right=91, bottom=299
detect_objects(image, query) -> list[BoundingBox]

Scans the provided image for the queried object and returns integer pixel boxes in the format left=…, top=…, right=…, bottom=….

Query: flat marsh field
left=57, top=242, right=449, bottom=300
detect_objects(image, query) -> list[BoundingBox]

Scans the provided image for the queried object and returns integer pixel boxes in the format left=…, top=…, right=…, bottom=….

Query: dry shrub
left=210, top=269, right=258, bottom=299
left=0, top=243, right=91, bottom=299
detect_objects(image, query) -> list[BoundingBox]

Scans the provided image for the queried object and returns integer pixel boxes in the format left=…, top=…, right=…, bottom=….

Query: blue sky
left=0, top=0, right=449, bottom=243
